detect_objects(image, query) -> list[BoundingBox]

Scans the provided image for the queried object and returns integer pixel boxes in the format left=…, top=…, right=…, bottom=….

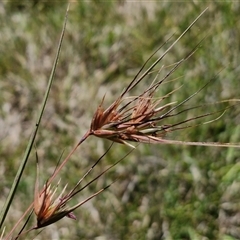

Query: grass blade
left=0, top=3, right=69, bottom=232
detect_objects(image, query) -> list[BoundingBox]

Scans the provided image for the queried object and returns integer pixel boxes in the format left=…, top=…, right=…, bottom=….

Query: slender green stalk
left=0, top=4, right=70, bottom=231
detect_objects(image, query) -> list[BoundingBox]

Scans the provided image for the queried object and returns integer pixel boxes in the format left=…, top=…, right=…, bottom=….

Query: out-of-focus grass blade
left=0, top=4, right=69, bottom=231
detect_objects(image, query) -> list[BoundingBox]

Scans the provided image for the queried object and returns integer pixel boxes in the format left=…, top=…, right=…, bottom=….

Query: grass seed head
left=34, top=182, right=76, bottom=228
left=90, top=81, right=176, bottom=147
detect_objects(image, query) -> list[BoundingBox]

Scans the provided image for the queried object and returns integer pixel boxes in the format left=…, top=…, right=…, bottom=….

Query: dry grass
left=1, top=1, right=240, bottom=239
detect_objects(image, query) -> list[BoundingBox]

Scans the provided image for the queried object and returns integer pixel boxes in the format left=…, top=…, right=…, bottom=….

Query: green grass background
left=1, top=1, right=240, bottom=239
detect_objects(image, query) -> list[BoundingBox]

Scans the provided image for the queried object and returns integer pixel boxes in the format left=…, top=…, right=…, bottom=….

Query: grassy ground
left=1, top=1, right=240, bottom=239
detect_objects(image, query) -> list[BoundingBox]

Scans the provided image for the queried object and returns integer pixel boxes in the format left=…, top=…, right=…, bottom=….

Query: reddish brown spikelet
left=88, top=14, right=240, bottom=149
left=89, top=79, right=175, bottom=148
left=34, top=181, right=76, bottom=228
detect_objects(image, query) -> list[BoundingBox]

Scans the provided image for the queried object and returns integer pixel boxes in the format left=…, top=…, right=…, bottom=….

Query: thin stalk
left=49, top=130, right=91, bottom=184
left=2, top=3, right=70, bottom=236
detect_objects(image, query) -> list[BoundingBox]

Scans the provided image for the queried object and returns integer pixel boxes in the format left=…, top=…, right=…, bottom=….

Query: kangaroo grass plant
left=1, top=4, right=240, bottom=240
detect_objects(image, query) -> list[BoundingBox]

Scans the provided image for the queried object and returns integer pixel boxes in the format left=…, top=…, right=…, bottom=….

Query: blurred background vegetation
left=0, top=1, right=240, bottom=239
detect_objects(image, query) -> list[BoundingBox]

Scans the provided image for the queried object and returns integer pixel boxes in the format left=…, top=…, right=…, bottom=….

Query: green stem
left=0, top=4, right=69, bottom=232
